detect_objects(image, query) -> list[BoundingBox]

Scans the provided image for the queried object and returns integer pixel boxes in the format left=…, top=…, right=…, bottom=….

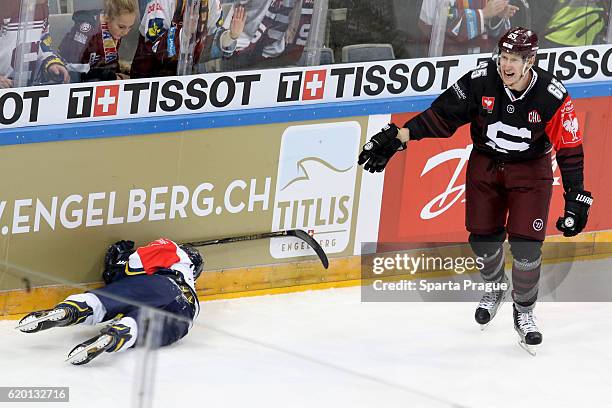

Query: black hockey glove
left=556, top=190, right=593, bottom=237
left=358, top=123, right=405, bottom=173
left=102, top=240, right=135, bottom=284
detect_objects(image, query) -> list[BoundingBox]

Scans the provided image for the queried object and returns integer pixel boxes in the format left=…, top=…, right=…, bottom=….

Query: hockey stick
left=184, top=229, right=329, bottom=269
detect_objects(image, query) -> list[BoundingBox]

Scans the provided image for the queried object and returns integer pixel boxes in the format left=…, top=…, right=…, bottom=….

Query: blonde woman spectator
left=59, top=0, right=139, bottom=82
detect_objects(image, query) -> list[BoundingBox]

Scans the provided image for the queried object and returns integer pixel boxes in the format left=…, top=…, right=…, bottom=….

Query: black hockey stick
left=184, top=229, right=329, bottom=269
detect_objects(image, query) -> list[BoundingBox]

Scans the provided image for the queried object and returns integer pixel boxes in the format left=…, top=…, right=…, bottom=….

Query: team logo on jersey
left=146, top=18, right=165, bottom=41
left=507, top=105, right=515, bottom=114
left=528, top=110, right=541, bottom=123
left=79, top=22, right=92, bottom=33
left=562, top=117, right=580, bottom=142
left=560, top=99, right=581, bottom=144
left=482, top=96, right=495, bottom=113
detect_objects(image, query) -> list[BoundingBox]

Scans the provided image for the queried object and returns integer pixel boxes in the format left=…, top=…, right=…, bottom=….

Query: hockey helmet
left=179, top=244, right=204, bottom=280
left=497, top=27, right=539, bottom=59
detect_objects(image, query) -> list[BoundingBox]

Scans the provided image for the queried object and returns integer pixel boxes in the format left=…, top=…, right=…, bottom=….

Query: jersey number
left=547, top=78, right=566, bottom=100
left=470, top=61, right=488, bottom=79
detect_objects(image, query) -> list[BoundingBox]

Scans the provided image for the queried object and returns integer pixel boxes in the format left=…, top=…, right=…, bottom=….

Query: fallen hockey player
left=16, top=238, right=202, bottom=365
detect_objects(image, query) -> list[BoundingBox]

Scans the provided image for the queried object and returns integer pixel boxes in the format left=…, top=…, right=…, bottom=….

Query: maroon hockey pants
left=466, top=150, right=553, bottom=306
left=465, top=149, right=553, bottom=241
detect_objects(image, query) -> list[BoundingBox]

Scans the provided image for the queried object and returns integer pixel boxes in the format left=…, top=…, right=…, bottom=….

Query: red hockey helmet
left=498, top=27, right=539, bottom=59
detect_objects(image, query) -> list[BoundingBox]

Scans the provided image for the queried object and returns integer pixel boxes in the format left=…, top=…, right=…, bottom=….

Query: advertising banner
left=0, top=118, right=367, bottom=290
left=2, top=45, right=612, bottom=129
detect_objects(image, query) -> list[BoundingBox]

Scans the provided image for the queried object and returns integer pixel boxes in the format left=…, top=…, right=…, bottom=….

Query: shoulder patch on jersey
left=79, top=22, right=92, bottom=33
left=560, top=99, right=581, bottom=144
left=146, top=18, right=165, bottom=42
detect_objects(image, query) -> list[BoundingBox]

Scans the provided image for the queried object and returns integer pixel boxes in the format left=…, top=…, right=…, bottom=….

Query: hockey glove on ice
left=556, top=190, right=593, bottom=237
left=103, top=240, right=135, bottom=284
left=358, top=123, right=405, bottom=173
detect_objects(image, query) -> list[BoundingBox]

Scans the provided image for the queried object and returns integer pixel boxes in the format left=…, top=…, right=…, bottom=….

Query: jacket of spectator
left=131, top=0, right=238, bottom=78
left=0, top=0, right=66, bottom=87
left=543, top=0, right=607, bottom=47
left=419, top=0, right=516, bottom=56
left=225, top=0, right=313, bottom=70
left=59, top=11, right=123, bottom=82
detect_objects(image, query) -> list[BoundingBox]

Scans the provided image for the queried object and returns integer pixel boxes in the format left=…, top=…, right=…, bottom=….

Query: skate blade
left=480, top=323, right=489, bottom=331
left=65, top=335, right=113, bottom=365
left=518, top=339, right=537, bottom=356
left=15, top=309, right=66, bottom=332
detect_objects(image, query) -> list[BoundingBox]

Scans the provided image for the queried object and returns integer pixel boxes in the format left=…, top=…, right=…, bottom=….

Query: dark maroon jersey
left=404, top=60, right=585, bottom=190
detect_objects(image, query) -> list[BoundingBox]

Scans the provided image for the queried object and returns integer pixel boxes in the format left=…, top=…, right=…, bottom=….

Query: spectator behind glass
left=195, top=1, right=247, bottom=72
left=131, top=0, right=245, bottom=78
left=538, top=0, right=608, bottom=48
left=222, top=0, right=314, bottom=71
left=419, top=0, right=519, bottom=56
left=59, top=0, right=138, bottom=82
left=0, top=0, right=69, bottom=88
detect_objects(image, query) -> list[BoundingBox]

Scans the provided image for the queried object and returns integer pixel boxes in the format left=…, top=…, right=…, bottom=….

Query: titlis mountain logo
left=271, top=122, right=361, bottom=259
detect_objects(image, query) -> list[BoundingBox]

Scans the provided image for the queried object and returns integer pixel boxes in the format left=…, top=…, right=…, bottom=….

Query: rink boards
left=2, top=50, right=612, bottom=317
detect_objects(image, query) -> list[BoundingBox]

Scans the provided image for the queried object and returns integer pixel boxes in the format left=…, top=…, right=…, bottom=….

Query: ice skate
left=66, top=323, right=133, bottom=365
left=474, top=276, right=509, bottom=330
left=16, top=300, right=93, bottom=333
left=513, top=304, right=542, bottom=356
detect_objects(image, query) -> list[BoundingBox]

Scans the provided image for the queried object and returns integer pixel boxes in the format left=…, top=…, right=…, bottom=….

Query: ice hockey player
left=357, top=27, right=593, bottom=355
left=16, top=238, right=203, bottom=365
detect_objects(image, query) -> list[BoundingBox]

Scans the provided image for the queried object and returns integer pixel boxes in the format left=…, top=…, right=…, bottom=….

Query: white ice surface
left=1, top=259, right=611, bottom=408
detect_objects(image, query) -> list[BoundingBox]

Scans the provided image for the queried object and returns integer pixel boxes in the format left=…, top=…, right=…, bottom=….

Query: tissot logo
left=67, top=87, right=94, bottom=119
left=301, top=70, right=326, bottom=100
left=93, top=85, right=120, bottom=117
left=277, top=71, right=303, bottom=102
left=277, top=69, right=327, bottom=102
left=67, top=85, right=120, bottom=119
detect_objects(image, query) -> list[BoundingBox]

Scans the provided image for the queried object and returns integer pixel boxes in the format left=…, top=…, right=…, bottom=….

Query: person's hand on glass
left=483, top=0, right=518, bottom=19
left=229, top=5, right=246, bottom=40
